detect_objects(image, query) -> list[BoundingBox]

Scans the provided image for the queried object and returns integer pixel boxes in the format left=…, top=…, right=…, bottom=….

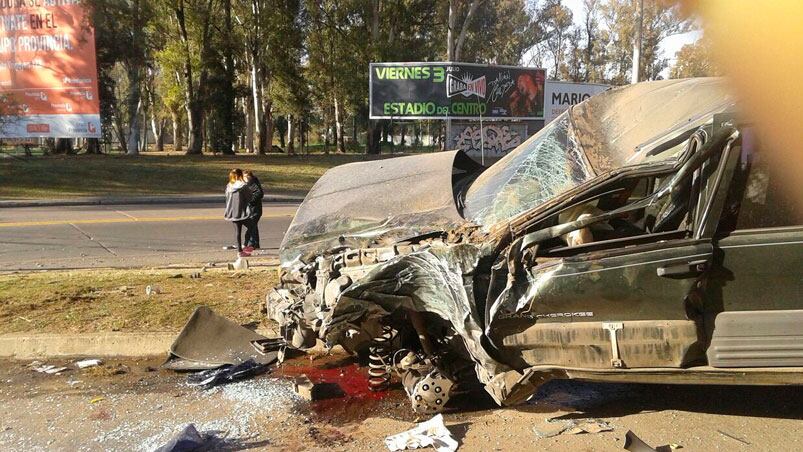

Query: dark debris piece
left=186, top=359, right=269, bottom=388
left=154, top=424, right=206, bottom=452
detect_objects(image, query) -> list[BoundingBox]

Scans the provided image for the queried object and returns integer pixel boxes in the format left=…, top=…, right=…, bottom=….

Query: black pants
left=233, top=220, right=249, bottom=251
left=245, top=211, right=261, bottom=248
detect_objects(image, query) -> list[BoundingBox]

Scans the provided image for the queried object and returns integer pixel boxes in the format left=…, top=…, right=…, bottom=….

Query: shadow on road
left=528, top=379, right=803, bottom=420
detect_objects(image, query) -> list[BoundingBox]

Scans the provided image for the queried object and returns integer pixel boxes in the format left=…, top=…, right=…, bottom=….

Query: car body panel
left=279, top=150, right=481, bottom=266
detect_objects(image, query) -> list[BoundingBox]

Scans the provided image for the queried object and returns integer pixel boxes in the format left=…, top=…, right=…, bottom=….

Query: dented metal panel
left=502, top=320, right=703, bottom=369
left=279, top=150, right=481, bottom=265
left=570, top=78, right=735, bottom=173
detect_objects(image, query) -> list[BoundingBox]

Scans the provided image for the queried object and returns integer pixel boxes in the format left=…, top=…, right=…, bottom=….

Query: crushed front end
left=268, top=231, right=519, bottom=414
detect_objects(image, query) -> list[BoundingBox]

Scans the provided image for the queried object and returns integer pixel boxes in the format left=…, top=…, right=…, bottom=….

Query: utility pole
left=631, top=0, right=643, bottom=84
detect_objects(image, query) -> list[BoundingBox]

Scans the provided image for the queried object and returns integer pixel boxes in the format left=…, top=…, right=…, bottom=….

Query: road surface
left=1, top=355, right=801, bottom=451
left=0, top=203, right=298, bottom=270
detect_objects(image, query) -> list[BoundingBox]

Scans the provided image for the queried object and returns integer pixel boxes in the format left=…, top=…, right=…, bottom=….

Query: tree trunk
left=298, top=119, right=309, bottom=154
left=55, top=138, right=73, bottom=154
left=125, top=66, right=142, bottom=155
left=447, top=0, right=455, bottom=60
left=176, top=0, right=212, bottom=155
left=186, top=101, right=204, bottom=154
left=454, top=0, right=481, bottom=61
left=334, top=97, right=345, bottom=153
left=85, top=138, right=101, bottom=154
left=139, top=110, right=148, bottom=153
left=352, top=116, right=357, bottom=149
left=264, top=102, right=274, bottom=153
left=367, top=120, right=381, bottom=154
left=220, top=0, right=235, bottom=155
left=171, top=109, right=182, bottom=153
left=287, top=114, right=295, bottom=155
left=154, top=118, right=165, bottom=152
left=324, top=124, right=330, bottom=155
left=278, top=117, right=286, bottom=148
left=244, top=97, right=254, bottom=153
left=150, top=110, right=164, bottom=153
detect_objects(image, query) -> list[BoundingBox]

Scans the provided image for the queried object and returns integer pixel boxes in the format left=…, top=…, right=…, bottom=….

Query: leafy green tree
left=670, top=36, right=721, bottom=79
left=88, top=0, right=155, bottom=155
left=602, top=0, right=691, bottom=84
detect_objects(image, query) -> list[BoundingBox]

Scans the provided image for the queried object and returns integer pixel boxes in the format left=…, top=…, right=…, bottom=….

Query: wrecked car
left=268, top=78, right=803, bottom=413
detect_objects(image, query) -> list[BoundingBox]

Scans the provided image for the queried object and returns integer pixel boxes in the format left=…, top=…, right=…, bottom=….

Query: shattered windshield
left=464, top=113, right=594, bottom=227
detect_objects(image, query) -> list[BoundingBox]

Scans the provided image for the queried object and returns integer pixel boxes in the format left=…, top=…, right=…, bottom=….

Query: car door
left=492, top=129, right=740, bottom=370
left=705, top=128, right=803, bottom=367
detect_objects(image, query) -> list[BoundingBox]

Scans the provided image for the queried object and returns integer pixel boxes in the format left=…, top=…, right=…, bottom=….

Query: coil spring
left=367, top=325, right=396, bottom=391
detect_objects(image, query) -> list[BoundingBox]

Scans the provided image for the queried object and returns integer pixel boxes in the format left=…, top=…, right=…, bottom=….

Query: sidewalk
left=0, top=192, right=306, bottom=208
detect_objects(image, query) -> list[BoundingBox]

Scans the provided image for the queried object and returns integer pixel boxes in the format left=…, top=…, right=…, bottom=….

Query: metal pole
left=631, top=0, right=643, bottom=84
left=445, top=117, right=451, bottom=151
left=477, top=94, right=485, bottom=166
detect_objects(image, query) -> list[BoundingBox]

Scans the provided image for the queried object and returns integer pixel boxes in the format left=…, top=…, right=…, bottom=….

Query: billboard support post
left=476, top=92, right=485, bottom=165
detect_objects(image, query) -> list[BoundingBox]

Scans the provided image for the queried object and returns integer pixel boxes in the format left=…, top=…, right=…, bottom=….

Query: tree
left=89, top=0, right=155, bottom=155
left=670, top=36, right=721, bottom=78
left=540, top=0, right=573, bottom=78
left=446, top=0, right=482, bottom=61
left=602, top=0, right=692, bottom=84
left=450, top=0, right=532, bottom=65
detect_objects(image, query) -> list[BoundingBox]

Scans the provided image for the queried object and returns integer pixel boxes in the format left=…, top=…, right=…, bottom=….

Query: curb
left=0, top=194, right=305, bottom=208
left=0, top=332, right=176, bottom=359
left=0, top=330, right=330, bottom=359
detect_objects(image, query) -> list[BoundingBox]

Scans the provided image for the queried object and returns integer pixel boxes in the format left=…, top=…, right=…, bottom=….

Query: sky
left=526, top=0, right=702, bottom=79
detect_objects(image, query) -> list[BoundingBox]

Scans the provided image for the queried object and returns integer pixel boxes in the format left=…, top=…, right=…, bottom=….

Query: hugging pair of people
left=223, top=169, right=264, bottom=257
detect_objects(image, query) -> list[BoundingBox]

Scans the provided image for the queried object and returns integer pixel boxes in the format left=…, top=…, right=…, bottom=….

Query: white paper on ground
left=76, top=359, right=103, bottom=369
left=385, top=414, right=458, bottom=452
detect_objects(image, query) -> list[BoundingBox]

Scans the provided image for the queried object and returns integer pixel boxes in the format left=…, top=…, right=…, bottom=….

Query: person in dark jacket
left=224, top=168, right=251, bottom=257
left=243, top=170, right=264, bottom=251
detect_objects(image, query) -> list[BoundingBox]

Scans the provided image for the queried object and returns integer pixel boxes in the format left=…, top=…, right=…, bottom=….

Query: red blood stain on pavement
left=273, top=356, right=411, bottom=425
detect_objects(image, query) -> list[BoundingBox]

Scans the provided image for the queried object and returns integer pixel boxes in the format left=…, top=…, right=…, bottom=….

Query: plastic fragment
left=186, top=359, right=268, bottom=388
left=76, top=359, right=103, bottom=369
left=385, top=414, right=458, bottom=452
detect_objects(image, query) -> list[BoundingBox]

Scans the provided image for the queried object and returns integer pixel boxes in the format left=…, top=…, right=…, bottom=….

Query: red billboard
left=0, top=0, right=101, bottom=138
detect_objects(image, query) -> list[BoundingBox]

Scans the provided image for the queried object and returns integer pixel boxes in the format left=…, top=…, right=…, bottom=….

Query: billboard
left=544, top=81, right=609, bottom=123
left=0, top=0, right=101, bottom=138
left=370, top=62, right=546, bottom=120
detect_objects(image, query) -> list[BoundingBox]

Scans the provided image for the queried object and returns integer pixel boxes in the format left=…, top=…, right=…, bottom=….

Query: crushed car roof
left=570, top=77, right=735, bottom=173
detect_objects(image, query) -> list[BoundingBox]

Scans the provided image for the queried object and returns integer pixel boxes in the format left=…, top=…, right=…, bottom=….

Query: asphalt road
left=0, top=202, right=298, bottom=270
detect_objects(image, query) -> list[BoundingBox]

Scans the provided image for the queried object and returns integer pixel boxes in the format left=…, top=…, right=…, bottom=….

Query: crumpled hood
left=279, top=151, right=482, bottom=266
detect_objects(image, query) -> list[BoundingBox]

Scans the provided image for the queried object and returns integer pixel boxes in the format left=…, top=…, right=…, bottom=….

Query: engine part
left=368, top=325, right=397, bottom=392
left=402, top=368, right=454, bottom=414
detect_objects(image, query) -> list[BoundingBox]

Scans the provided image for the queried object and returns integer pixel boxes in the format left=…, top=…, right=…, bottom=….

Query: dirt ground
left=1, top=353, right=801, bottom=452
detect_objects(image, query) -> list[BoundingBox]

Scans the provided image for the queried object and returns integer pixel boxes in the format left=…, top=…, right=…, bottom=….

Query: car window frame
left=520, top=127, right=740, bottom=261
